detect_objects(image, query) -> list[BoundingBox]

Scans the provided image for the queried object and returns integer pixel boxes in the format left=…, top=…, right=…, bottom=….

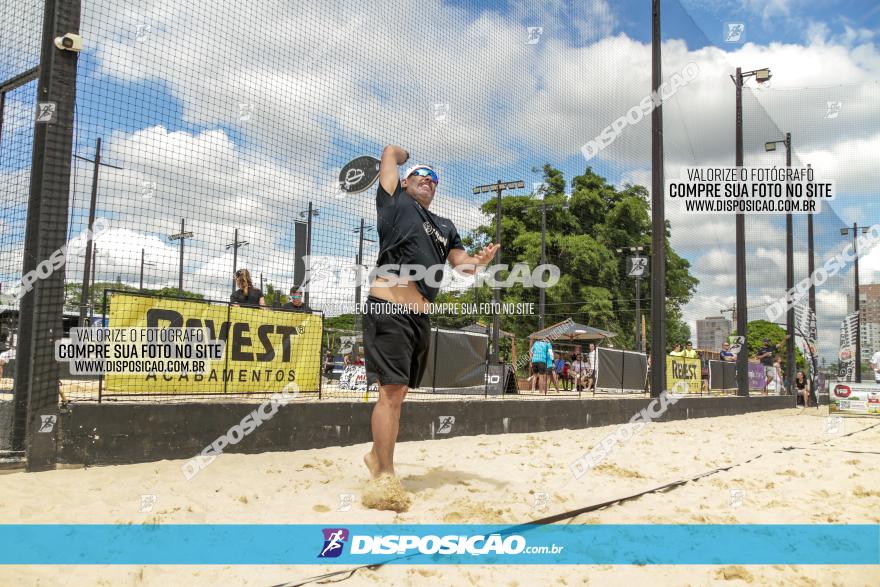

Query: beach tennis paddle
left=338, top=155, right=380, bottom=194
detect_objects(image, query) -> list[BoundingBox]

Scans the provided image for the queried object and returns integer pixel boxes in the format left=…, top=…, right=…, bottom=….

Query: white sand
left=0, top=406, right=878, bottom=586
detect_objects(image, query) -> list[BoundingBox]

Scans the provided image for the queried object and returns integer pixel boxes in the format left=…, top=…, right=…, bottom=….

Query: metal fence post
left=14, top=0, right=81, bottom=471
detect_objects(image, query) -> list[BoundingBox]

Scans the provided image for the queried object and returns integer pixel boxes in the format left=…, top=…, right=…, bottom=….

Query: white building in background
left=847, top=283, right=880, bottom=363
left=696, top=316, right=732, bottom=351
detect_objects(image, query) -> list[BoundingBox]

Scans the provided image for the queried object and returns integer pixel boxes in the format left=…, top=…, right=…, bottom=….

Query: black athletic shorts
left=532, top=362, right=547, bottom=374
left=362, top=296, right=431, bottom=388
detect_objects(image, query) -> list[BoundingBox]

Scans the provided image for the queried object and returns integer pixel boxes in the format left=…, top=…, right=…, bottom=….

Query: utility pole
left=539, top=202, right=546, bottom=331
left=225, top=228, right=249, bottom=292
left=167, top=218, right=193, bottom=292
left=139, top=248, right=156, bottom=290
left=473, top=179, right=525, bottom=364
left=75, top=137, right=122, bottom=327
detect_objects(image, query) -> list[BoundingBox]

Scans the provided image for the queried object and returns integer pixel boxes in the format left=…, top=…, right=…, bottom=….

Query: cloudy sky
left=1, top=0, right=879, bottom=361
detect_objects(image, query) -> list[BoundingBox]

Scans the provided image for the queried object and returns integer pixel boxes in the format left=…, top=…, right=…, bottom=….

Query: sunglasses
left=235, top=270, right=244, bottom=277
left=407, top=167, right=439, bottom=184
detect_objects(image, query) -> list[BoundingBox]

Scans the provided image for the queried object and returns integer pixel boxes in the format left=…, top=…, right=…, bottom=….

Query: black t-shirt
left=230, top=287, right=263, bottom=306
left=374, top=180, right=464, bottom=302
left=758, top=345, right=777, bottom=366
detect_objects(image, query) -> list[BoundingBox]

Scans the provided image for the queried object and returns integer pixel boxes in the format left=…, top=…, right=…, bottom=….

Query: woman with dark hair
left=795, top=370, right=811, bottom=408
left=231, top=268, right=265, bottom=307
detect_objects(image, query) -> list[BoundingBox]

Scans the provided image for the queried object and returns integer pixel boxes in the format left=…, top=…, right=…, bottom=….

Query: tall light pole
left=168, top=218, right=193, bottom=293
left=765, top=132, right=793, bottom=394
left=650, top=0, right=666, bottom=397
left=731, top=66, right=772, bottom=396
left=299, top=203, right=319, bottom=307
left=139, top=248, right=156, bottom=290
left=225, top=228, right=249, bottom=292
left=473, top=179, right=525, bottom=364
left=841, top=223, right=871, bottom=382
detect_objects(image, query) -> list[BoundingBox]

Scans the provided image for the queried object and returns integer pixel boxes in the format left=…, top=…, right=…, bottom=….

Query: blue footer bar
left=0, top=525, right=877, bottom=565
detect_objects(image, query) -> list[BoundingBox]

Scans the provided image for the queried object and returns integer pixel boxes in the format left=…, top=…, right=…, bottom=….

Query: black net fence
left=0, top=0, right=876, bottom=448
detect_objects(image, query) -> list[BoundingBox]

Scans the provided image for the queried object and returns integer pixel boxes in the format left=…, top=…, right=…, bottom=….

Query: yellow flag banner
left=105, top=293, right=322, bottom=394
left=666, top=356, right=701, bottom=394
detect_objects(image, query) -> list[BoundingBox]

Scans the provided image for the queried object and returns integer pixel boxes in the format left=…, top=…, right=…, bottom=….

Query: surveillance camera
left=54, top=33, right=82, bottom=52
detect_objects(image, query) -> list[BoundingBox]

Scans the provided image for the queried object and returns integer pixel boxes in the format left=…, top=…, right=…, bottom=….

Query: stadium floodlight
left=755, top=68, right=772, bottom=83
left=472, top=179, right=526, bottom=364
left=729, top=65, right=771, bottom=397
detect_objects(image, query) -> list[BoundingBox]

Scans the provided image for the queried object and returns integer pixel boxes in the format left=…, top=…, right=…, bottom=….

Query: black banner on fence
left=293, top=220, right=308, bottom=287
left=595, top=347, right=648, bottom=393
left=708, top=360, right=737, bottom=391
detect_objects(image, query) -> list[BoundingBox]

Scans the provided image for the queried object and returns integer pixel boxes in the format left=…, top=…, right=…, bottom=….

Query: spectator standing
left=871, top=349, right=880, bottom=384
left=586, top=342, right=598, bottom=391
left=669, top=343, right=684, bottom=357
left=755, top=338, right=778, bottom=395
left=719, top=341, right=736, bottom=362
left=683, top=341, right=698, bottom=359
left=231, top=269, right=265, bottom=307
left=530, top=338, right=551, bottom=394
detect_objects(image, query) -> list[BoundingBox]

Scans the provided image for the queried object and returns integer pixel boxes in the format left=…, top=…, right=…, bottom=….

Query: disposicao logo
left=318, top=528, right=349, bottom=558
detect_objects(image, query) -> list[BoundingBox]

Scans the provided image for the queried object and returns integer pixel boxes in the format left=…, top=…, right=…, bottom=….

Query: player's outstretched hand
left=475, top=243, right=500, bottom=266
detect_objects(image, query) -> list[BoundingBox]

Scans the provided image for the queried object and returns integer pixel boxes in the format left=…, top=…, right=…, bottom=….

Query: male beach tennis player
left=362, top=145, right=499, bottom=479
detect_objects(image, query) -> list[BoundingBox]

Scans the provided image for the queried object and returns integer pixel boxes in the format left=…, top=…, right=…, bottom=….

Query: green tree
left=263, top=283, right=284, bottom=306
left=150, top=287, right=204, bottom=301
left=64, top=281, right=139, bottom=312
left=733, top=319, right=805, bottom=373
left=466, top=165, right=698, bottom=350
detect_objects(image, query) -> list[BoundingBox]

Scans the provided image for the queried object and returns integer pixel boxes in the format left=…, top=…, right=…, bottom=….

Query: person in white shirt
left=871, top=350, right=880, bottom=384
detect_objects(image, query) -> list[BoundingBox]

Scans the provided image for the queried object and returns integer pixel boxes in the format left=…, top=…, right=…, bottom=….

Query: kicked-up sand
left=0, top=406, right=878, bottom=585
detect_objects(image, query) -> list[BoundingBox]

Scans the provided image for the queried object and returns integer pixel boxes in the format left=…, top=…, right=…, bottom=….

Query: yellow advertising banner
left=105, top=294, right=322, bottom=394
left=666, top=355, right=701, bottom=393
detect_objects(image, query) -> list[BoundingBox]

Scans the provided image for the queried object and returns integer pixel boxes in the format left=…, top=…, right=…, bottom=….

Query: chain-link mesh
left=2, top=0, right=877, bottom=420
left=0, top=0, right=44, bottom=450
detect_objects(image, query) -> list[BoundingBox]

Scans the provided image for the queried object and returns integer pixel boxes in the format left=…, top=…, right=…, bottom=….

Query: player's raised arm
left=379, top=145, right=409, bottom=194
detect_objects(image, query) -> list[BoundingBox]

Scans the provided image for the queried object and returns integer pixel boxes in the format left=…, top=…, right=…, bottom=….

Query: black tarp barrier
left=595, top=347, right=648, bottom=393
left=419, top=328, right=489, bottom=394
left=708, top=360, right=737, bottom=391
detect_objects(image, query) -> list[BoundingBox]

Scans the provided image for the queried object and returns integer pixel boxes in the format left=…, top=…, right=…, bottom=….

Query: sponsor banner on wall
left=105, top=294, right=322, bottom=393
left=666, top=356, right=701, bottom=393
left=829, top=382, right=880, bottom=416
left=747, top=362, right=766, bottom=390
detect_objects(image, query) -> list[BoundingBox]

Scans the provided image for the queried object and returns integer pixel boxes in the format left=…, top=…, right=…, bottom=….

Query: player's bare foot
left=363, top=450, right=381, bottom=478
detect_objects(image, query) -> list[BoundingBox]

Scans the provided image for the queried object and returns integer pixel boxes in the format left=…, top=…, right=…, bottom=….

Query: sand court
left=0, top=407, right=878, bottom=585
